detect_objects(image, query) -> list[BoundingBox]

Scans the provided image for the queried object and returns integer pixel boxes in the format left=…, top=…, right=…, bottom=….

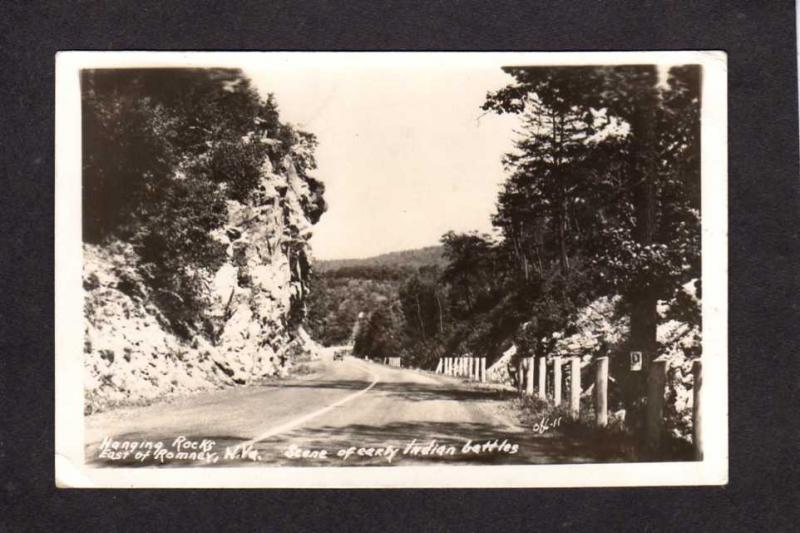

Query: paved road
left=85, top=355, right=611, bottom=467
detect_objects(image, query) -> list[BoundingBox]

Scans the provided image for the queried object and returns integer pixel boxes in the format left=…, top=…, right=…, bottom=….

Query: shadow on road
left=84, top=369, right=634, bottom=468
left=270, top=379, right=517, bottom=404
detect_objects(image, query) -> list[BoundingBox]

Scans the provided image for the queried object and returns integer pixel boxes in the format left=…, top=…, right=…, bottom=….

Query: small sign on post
left=630, top=351, right=643, bottom=371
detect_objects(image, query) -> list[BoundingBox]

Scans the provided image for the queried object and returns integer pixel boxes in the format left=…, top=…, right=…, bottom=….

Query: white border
left=55, top=51, right=727, bottom=488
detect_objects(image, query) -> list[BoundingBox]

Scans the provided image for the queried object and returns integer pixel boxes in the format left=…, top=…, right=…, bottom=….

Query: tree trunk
left=434, top=291, right=444, bottom=334
left=415, top=293, right=426, bottom=340
left=625, top=79, right=660, bottom=408
left=558, top=208, right=569, bottom=274
left=627, top=290, right=658, bottom=403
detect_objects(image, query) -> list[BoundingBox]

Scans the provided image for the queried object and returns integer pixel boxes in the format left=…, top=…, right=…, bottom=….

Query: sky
left=247, top=60, right=520, bottom=260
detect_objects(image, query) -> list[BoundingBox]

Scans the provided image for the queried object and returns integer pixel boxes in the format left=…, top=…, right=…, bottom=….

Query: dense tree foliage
left=483, top=65, right=701, bottom=404
left=352, top=304, right=404, bottom=358
left=306, top=250, right=447, bottom=349
left=316, top=246, right=445, bottom=272
left=82, top=68, right=321, bottom=338
left=305, top=269, right=403, bottom=346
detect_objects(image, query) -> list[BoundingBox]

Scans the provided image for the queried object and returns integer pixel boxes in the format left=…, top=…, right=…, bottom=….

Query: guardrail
left=513, top=354, right=703, bottom=458
left=431, top=352, right=702, bottom=458
left=434, top=356, right=486, bottom=382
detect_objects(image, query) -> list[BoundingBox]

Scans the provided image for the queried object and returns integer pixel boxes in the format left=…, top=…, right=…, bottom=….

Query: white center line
left=244, top=361, right=380, bottom=446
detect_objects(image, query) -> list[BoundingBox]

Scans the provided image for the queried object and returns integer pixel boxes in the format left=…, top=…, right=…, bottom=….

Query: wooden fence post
left=526, top=357, right=535, bottom=396
left=595, top=356, right=609, bottom=427
left=471, top=357, right=477, bottom=380
left=517, top=357, right=524, bottom=393
left=473, top=358, right=479, bottom=381
left=570, top=356, right=581, bottom=420
left=692, top=359, right=703, bottom=460
left=553, top=356, right=563, bottom=406
left=435, top=359, right=443, bottom=373
left=646, top=357, right=669, bottom=452
left=480, top=357, right=486, bottom=382
left=538, top=357, right=547, bottom=400
left=447, top=357, right=452, bottom=375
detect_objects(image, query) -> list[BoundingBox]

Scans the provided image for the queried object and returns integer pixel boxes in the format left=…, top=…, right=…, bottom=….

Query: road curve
left=85, top=355, right=610, bottom=467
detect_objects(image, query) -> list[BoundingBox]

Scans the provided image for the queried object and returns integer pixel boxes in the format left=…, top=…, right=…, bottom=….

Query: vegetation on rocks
left=82, top=68, right=326, bottom=412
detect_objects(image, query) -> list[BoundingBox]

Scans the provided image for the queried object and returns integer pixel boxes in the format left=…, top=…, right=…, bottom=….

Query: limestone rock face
left=83, top=153, right=325, bottom=414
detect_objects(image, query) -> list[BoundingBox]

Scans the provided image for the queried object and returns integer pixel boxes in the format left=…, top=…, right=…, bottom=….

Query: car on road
left=333, top=350, right=345, bottom=361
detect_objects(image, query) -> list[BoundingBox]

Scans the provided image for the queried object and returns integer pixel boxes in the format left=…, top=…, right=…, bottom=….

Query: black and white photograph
left=54, top=52, right=727, bottom=488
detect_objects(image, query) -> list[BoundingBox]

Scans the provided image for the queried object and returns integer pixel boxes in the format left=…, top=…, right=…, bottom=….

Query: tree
left=482, top=69, right=628, bottom=365
left=440, top=231, right=501, bottom=315
left=484, top=65, right=702, bottom=408
left=492, top=79, right=621, bottom=277
left=398, top=271, right=447, bottom=340
left=352, top=305, right=402, bottom=358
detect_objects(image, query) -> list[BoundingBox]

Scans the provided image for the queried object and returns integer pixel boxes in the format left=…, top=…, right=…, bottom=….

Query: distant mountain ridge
left=307, top=245, right=446, bottom=345
left=315, top=246, right=445, bottom=272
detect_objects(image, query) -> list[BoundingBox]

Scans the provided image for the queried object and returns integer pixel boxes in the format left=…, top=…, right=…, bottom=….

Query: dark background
left=1, top=1, right=797, bottom=531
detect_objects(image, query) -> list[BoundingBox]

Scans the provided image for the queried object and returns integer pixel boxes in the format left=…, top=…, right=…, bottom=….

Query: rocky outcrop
left=84, top=148, right=325, bottom=414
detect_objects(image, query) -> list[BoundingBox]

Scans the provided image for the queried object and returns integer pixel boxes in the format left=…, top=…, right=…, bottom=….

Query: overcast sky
left=247, top=61, right=519, bottom=260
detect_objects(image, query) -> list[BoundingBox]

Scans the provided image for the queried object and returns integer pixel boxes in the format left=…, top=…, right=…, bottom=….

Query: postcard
left=55, top=51, right=727, bottom=487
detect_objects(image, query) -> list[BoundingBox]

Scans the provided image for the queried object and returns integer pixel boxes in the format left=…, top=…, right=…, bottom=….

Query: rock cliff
left=83, top=147, right=325, bottom=414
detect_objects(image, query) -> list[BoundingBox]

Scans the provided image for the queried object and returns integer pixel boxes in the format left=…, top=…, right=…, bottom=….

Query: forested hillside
left=305, top=247, right=443, bottom=346
left=315, top=246, right=445, bottom=272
